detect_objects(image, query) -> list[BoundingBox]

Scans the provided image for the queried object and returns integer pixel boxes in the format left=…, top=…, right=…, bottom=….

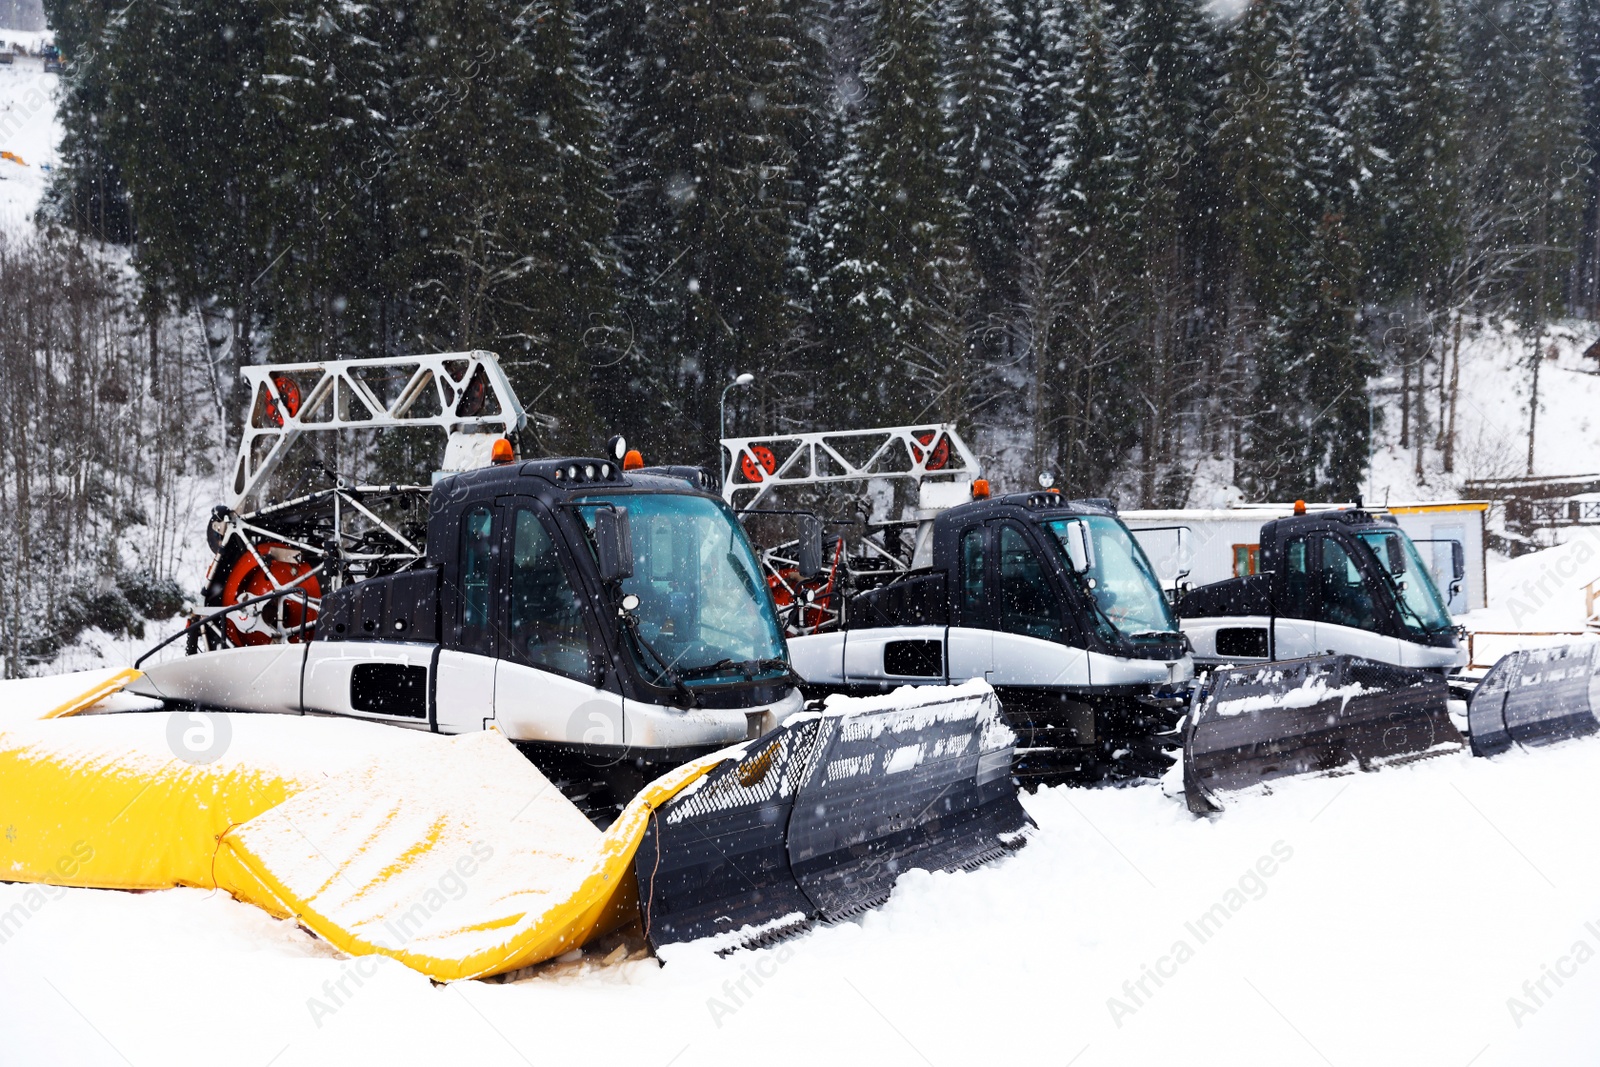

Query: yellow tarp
left=0, top=710, right=719, bottom=980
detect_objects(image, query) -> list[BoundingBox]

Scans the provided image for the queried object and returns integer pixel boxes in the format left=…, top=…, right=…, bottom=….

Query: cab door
left=1270, top=533, right=1319, bottom=659
left=1310, top=533, right=1405, bottom=663
left=945, top=523, right=993, bottom=682
left=986, top=520, right=1089, bottom=688
left=434, top=500, right=500, bottom=732
left=488, top=501, right=623, bottom=746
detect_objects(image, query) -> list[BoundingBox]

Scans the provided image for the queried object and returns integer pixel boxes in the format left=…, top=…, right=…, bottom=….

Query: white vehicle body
left=129, top=643, right=803, bottom=750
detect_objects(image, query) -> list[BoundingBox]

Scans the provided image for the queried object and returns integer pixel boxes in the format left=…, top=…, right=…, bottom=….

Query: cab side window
left=1278, top=536, right=1313, bottom=619
left=458, top=505, right=496, bottom=655
left=1318, top=537, right=1381, bottom=631
left=959, top=528, right=986, bottom=624
left=507, top=509, right=593, bottom=679
left=997, top=524, right=1059, bottom=640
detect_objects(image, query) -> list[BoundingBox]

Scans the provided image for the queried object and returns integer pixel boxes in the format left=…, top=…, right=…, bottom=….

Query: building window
left=1232, top=543, right=1260, bottom=577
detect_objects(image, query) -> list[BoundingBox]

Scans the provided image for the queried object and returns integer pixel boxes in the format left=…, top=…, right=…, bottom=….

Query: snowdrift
left=0, top=711, right=719, bottom=980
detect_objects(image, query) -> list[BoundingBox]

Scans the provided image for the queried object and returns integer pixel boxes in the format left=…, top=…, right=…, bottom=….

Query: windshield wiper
left=677, top=657, right=796, bottom=683
left=619, top=614, right=700, bottom=707
left=1378, top=571, right=1451, bottom=634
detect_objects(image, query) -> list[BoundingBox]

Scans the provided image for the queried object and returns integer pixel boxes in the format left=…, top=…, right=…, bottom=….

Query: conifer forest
left=36, top=0, right=1600, bottom=500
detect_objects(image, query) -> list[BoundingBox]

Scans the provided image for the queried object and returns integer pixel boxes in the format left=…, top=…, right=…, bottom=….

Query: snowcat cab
left=1176, top=509, right=1466, bottom=673
left=789, top=491, right=1193, bottom=783
left=1172, top=510, right=1469, bottom=813
left=128, top=354, right=804, bottom=810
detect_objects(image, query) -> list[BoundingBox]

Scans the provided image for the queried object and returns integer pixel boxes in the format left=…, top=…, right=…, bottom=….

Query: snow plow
left=1171, top=507, right=1466, bottom=673
left=638, top=683, right=1027, bottom=949
left=1467, top=642, right=1600, bottom=756
left=722, top=426, right=1193, bottom=786
left=9, top=352, right=1030, bottom=962
left=1180, top=655, right=1461, bottom=814
left=129, top=352, right=806, bottom=814
left=1154, top=508, right=1469, bottom=809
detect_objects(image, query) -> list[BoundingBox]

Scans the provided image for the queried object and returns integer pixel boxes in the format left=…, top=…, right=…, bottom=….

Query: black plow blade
left=1468, top=642, right=1600, bottom=757
left=635, top=687, right=1032, bottom=953
left=1183, top=655, right=1461, bottom=814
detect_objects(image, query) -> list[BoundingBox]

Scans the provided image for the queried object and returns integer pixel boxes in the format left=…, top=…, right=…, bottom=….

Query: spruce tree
left=1511, top=0, right=1587, bottom=471
left=1215, top=0, right=1335, bottom=497
left=1035, top=0, right=1135, bottom=493
left=1118, top=0, right=1214, bottom=503
left=809, top=0, right=974, bottom=428
left=1376, top=0, right=1461, bottom=303
left=263, top=0, right=397, bottom=364
left=944, top=0, right=1027, bottom=377
left=39, top=0, right=132, bottom=241
left=1007, top=0, right=1073, bottom=227
left=391, top=0, right=614, bottom=452
left=1571, top=0, right=1600, bottom=315
left=594, top=0, right=811, bottom=462
left=101, top=0, right=282, bottom=434
left=1301, top=0, right=1382, bottom=268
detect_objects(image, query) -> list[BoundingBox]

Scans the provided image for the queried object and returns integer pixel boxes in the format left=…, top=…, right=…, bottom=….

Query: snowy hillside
left=1368, top=319, right=1600, bottom=504
left=0, top=40, right=57, bottom=233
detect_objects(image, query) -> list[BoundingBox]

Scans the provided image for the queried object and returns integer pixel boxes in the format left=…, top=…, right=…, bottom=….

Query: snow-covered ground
left=0, top=42, right=59, bottom=234
left=1, top=721, right=1597, bottom=1066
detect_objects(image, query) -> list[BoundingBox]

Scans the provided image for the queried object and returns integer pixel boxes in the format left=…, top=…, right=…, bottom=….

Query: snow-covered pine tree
left=390, top=0, right=614, bottom=453
left=807, top=0, right=974, bottom=428
left=1373, top=0, right=1462, bottom=466
left=1570, top=0, right=1600, bottom=316
left=1509, top=0, right=1587, bottom=472
left=1287, top=0, right=1381, bottom=496
left=944, top=0, right=1026, bottom=382
left=39, top=0, right=132, bottom=242
left=1007, top=0, right=1073, bottom=229
left=1300, top=0, right=1382, bottom=271
left=593, top=0, right=811, bottom=462
left=1451, top=0, right=1563, bottom=316
left=1214, top=0, right=1314, bottom=316
left=1035, top=0, right=1136, bottom=494
left=100, top=0, right=282, bottom=435
left=263, top=0, right=397, bottom=365
left=1118, top=0, right=1214, bottom=504
left=1215, top=0, right=1333, bottom=498
left=1376, top=0, right=1461, bottom=302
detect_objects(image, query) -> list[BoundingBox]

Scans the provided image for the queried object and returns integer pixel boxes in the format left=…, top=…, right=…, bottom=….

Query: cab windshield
left=1356, top=528, right=1454, bottom=634
left=578, top=493, right=787, bottom=687
left=1044, top=515, right=1179, bottom=639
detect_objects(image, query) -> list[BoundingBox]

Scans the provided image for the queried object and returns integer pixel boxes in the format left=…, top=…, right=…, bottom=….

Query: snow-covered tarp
left=0, top=712, right=720, bottom=980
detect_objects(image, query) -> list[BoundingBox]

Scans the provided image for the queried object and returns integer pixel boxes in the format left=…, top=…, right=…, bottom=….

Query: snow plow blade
left=1468, top=643, right=1600, bottom=757
left=635, top=683, right=1031, bottom=952
left=1183, top=655, right=1461, bottom=814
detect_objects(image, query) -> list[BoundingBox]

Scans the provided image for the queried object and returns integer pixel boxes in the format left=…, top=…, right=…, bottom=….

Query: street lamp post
left=720, top=373, right=756, bottom=482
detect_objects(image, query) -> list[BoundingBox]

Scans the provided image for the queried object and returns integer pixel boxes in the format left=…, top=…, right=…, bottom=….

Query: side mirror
left=594, top=506, right=633, bottom=583
left=798, top=514, right=825, bottom=580
left=1386, top=536, right=1407, bottom=574
left=1451, top=541, right=1466, bottom=582
left=1063, top=520, right=1095, bottom=574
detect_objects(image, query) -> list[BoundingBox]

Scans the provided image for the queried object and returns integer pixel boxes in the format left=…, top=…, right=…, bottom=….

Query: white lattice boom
left=230, top=352, right=526, bottom=512
left=720, top=425, right=980, bottom=511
